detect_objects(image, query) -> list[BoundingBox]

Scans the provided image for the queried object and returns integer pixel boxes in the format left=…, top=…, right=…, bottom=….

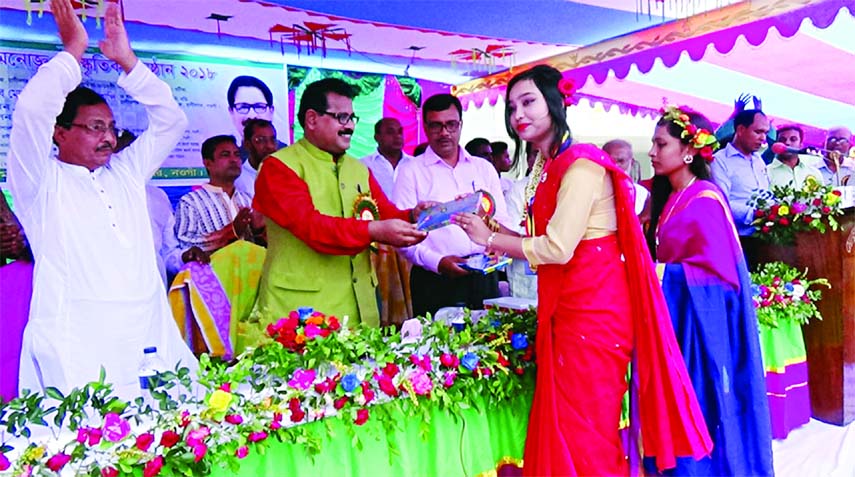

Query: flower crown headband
left=660, top=104, right=720, bottom=162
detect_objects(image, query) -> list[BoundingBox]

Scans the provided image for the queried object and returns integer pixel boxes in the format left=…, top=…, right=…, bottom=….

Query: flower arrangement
left=751, top=261, right=830, bottom=328
left=749, top=176, right=844, bottom=245
left=266, top=307, right=342, bottom=353
left=659, top=104, right=719, bottom=161
left=0, top=307, right=536, bottom=477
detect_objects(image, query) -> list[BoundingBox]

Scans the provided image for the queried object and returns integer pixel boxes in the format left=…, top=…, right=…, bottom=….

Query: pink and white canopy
left=456, top=0, right=855, bottom=145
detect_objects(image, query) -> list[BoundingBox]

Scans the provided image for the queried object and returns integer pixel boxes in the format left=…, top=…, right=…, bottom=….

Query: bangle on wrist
left=486, top=232, right=497, bottom=252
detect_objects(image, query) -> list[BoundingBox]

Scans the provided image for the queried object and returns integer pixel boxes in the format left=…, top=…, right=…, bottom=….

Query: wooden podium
left=794, top=209, right=855, bottom=425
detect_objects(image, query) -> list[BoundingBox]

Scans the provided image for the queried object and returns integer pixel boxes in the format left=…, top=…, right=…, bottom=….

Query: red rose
left=496, top=352, right=510, bottom=367
left=779, top=218, right=789, bottom=226
left=46, top=453, right=71, bottom=472
left=354, top=408, right=370, bottom=426
left=160, top=430, right=180, bottom=448
left=101, top=467, right=119, bottom=477
left=700, top=146, right=713, bottom=160
left=557, top=78, right=576, bottom=96
left=135, top=432, right=155, bottom=452
left=361, top=381, right=375, bottom=404
left=319, top=328, right=331, bottom=338
left=333, top=396, right=349, bottom=410
left=143, top=456, right=164, bottom=477
left=822, top=206, right=831, bottom=214
left=514, top=367, right=524, bottom=375
left=225, top=414, right=243, bottom=425
left=686, top=124, right=698, bottom=135
left=832, top=190, right=842, bottom=196
left=762, top=226, right=771, bottom=233
left=327, top=316, right=341, bottom=331
left=754, top=209, right=765, bottom=218
left=770, top=204, right=780, bottom=213
left=813, top=198, right=822, bottom=206
left=219, top=382, right=231, bottom=392
left=377, top=376, right=399, bottom=397
left=248, top=431, right=269, bottom=443
left=290, top=408, right=306, bottom=423
left=803, top=216, right=813, bottom=224
left=522, top=347, right=533, bottom=362
left=382, top=362, right=400, bottom=378
left=288, top=398, right=302, bottom=412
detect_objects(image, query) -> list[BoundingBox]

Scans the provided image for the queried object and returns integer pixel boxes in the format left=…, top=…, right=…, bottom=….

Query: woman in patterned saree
left=453, top=65, right=712, bottom=476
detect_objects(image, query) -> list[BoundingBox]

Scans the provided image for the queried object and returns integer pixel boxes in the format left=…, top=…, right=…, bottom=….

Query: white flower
left=792, top=284, right=805, bottom=299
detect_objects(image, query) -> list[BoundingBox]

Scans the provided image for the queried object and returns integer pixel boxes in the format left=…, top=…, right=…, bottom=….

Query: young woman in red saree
left=454, top=65, right=712, bottom=476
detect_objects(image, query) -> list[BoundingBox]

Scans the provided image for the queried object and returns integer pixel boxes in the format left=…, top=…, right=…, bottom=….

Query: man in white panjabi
left=7, top=0, right=196, bottom=398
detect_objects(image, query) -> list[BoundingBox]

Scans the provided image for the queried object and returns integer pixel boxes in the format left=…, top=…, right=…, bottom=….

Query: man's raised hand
left=98, top=3, right=137, bottom=73
left=51, top=0, right=88, bottom=62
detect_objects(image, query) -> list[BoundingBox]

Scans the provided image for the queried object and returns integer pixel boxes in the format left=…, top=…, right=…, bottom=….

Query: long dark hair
left=646, top=107, right=715, bottom=258
left=504, top=65, right=571, bottom=170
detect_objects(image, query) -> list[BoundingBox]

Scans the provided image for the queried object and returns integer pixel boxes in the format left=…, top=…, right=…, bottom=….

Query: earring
left=683, top=154, right=694, bottom=164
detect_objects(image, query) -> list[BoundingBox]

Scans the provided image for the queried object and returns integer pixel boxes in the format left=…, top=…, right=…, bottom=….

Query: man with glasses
left=7, top=0, right=195, bottom=398
left=226, top=76, right=275, bottom=139
left=235, top=119, right=279, bottom=198
left=818, top=126, right=854, bottom=186
left=393, top=94, right=512, bottom=318
left=253, top=78, right=429, bottom=329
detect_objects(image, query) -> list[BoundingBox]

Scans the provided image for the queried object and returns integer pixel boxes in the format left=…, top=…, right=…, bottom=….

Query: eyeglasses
left=233, top=103, right=271, bottom=114
left=318, top=111, right=359, bottom=125
left=827, top=137, right=850, bottom=144
left=68, top=121, right=119, bottom=137
left=251, top=135, right=277, bottom=146
left=426, top=120, right=461, bottom=134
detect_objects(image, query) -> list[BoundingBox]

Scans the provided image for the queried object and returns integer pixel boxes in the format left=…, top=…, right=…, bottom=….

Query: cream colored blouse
left=521, top=159, right=617, bottom=267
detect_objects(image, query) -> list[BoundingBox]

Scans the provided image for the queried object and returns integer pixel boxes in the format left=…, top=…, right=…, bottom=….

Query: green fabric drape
left=395, top=76, right=422, bottom=107
left=209, top=387, right=532, bottom=477
left=288, top=67, right=385, bottom=159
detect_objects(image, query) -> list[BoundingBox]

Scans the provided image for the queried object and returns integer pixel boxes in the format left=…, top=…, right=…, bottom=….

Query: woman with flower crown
left=454, top=65, right=712, bottom=476
left=646, top=106, right=773, bottom=476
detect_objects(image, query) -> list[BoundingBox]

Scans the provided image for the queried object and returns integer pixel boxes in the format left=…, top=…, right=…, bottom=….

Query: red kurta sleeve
left=368, top=173, right=412, bottom=222
left=253, top=159, right=371, bottom=255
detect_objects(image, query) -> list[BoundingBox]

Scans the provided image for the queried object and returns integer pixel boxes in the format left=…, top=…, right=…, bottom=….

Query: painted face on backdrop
left=229, top=86, right=274, bottom=139
left=507, top=79, right=552, bottom=147
left=204, top=140, right=243, bottom=184
left=53, top=103, right=118, bottom=171
left=649, top=124, right=692, bottom=177
left=311, top=92, right=356, bottom=156
left=424, top=106, right=462, bottom=159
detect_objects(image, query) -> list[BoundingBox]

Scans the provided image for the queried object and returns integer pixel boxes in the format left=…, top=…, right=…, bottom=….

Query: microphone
left=770, top=142, right=824, bottom=156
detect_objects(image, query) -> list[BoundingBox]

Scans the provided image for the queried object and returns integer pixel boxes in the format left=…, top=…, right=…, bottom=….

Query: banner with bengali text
left=0, top=41, right=288, bottom=183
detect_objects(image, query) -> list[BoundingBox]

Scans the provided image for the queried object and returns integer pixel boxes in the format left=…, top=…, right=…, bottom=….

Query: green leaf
left=44, top=387, right=65, bottom=401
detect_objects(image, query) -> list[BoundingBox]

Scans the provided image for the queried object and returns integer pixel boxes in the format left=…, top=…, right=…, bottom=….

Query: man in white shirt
left=8, top=0, right=195, bottom=398
left=360, top=117, right=413, bottom=197
left=175, top=135, right=265, bottom=252
left=234, top=119, right=280, bottom=198
left=359, top=117, right=416, bottom=325
left=394, top=94, right=512, bottom=317
left=766, top=125, right=822, bottom=188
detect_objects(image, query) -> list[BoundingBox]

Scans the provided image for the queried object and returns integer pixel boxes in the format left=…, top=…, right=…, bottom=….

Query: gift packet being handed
left=415, top=191, right=484, bottom=232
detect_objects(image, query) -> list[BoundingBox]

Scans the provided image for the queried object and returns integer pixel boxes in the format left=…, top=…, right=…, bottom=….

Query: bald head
left=603, top=139, right=634, bottom=174
left=826, top=126, right=852, bottom=154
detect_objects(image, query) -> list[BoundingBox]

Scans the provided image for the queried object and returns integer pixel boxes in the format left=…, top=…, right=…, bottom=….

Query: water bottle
left=138, top=346, right=166, bottom=408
